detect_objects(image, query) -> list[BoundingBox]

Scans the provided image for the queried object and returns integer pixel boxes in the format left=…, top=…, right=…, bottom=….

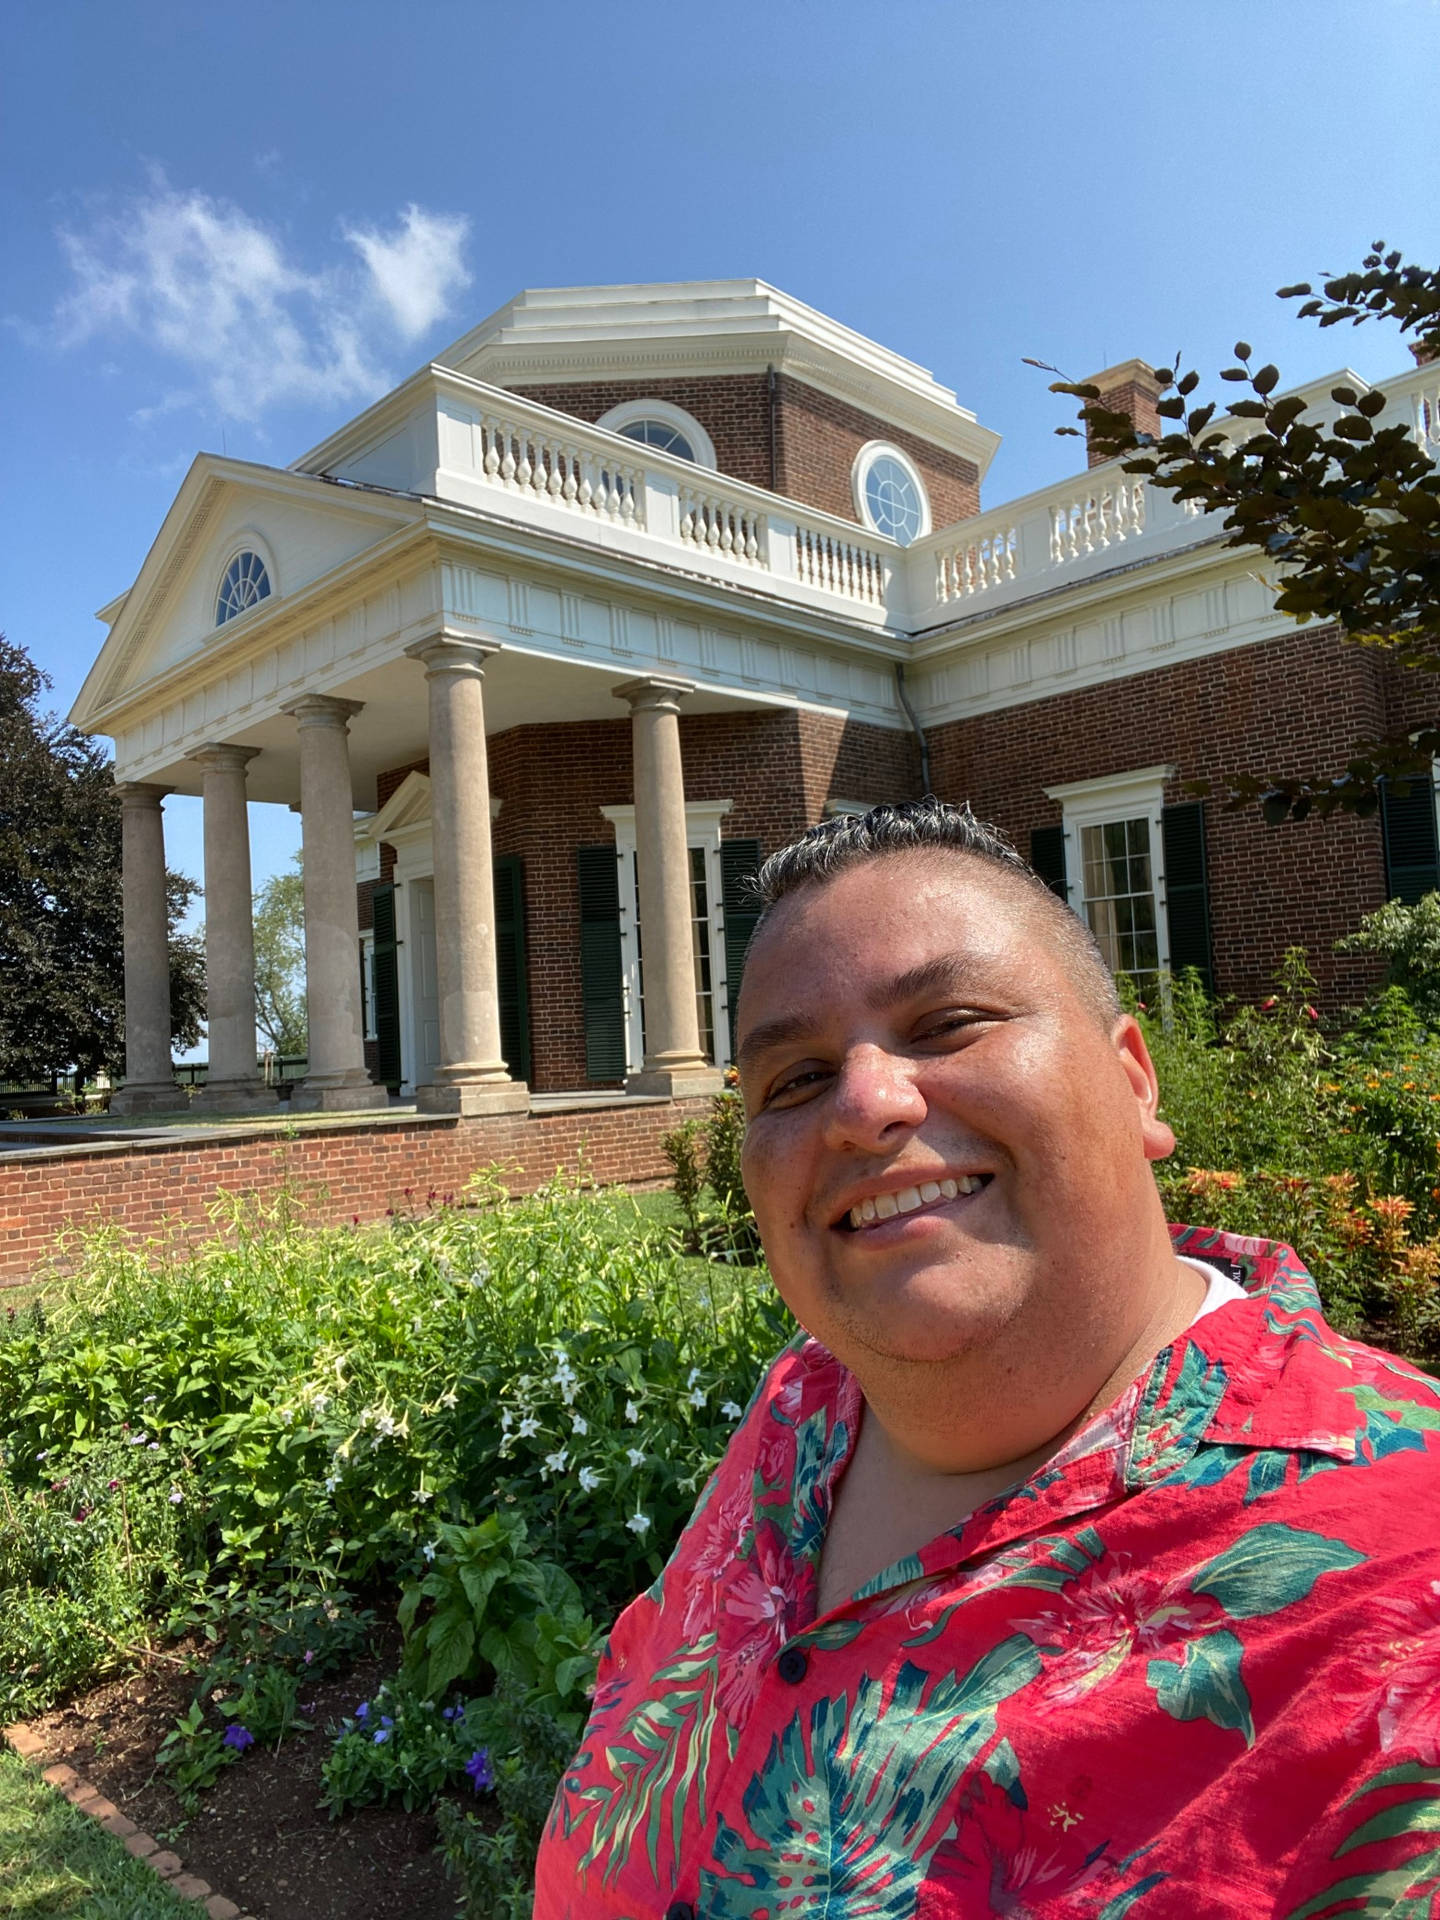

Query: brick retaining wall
left=0, top=1099, right=708, bottom=1283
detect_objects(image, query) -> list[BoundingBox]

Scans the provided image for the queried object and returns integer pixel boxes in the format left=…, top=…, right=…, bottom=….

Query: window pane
left=1079, top=812, right=1159, bottom=992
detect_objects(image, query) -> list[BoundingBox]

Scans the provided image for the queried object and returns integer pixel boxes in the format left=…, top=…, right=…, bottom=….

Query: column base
left=625, top=1065, right=726, bottom=1099
left=290, top=1078, right=391, bottom=1114
left=190, top=1079, right=279, bottom=1115
left=110, top=1082, right=188, bottom=1116
left=416, top=1079, right=530, bottom=1117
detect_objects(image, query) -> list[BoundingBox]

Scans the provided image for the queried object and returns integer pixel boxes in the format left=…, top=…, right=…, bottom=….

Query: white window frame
left=851, top=440, right=931, bottom=546
left=596, top=399, right=717, bottom=469
left=359, top=930, right=378, bottom=1042
left=600, top=799, right=733, bottom=1071
left=1044, top=766, right=1176, bottom=979
left=213, top=529, right=279, bottom=627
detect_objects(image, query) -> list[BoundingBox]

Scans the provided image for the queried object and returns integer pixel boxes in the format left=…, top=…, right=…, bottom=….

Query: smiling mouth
left=840, top=1174, right=992, bottom=1232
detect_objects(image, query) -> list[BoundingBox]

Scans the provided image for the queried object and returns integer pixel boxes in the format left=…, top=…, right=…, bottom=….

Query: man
left=535, top=800, right=1440, bottom=1917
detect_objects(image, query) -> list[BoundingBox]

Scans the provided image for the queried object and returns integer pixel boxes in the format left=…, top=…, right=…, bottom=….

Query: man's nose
left=823, top=1044, right=927, bottom=1151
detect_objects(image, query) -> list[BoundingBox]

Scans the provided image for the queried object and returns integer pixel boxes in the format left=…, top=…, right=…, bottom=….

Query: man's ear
left=1112, top=1015, right=1176, bottom=1163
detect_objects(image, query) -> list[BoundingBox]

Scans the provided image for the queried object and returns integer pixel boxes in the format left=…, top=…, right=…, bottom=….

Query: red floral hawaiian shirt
left=534, top=1228, right=1440, bottom=1917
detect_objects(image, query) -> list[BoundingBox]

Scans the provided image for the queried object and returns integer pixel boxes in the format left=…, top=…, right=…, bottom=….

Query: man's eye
left=765, top=1066, right=831, bottom=1107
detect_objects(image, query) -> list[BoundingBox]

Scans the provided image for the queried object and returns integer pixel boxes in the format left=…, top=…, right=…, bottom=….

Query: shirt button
left=776, top=1643, right=809, bottom=1684
left=665, top=1904, right=697, bottom=1920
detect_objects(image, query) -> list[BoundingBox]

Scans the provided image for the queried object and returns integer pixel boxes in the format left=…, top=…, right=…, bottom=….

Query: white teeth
left=847, top=1174, right=986, bottom=1230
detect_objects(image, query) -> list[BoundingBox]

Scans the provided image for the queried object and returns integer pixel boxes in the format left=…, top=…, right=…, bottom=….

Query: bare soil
left=22, top=1647, right=462, bottom=1920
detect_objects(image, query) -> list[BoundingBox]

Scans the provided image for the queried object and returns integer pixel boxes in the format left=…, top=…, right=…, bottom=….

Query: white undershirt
left=1181, top=1256, right=1250, bottom=1325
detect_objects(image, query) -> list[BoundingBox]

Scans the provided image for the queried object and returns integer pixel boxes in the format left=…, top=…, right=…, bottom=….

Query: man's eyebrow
left=736, top=956, right=987, bottom=1073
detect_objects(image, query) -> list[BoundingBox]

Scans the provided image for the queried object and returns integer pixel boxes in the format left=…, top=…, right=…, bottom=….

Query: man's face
left=736, top=852, right=1175, bottom=1375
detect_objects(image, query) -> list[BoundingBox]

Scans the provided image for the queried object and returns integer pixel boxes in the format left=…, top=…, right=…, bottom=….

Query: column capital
left=281, top=693, right=364, bottom=731
left=113, top=781, right=173, bottom=808
left=613, top=675, right=696, bottom=716
left=403, top=632, right=501, bottom=679
left=193, top=742, right=261, bottom=773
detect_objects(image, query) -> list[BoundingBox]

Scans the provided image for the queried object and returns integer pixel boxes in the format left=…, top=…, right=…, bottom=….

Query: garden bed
left=14, top=1640, right=459, bottom=1920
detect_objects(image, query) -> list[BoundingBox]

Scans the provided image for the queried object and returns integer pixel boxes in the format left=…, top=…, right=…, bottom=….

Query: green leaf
left=1191, top=1523, right=1365, bottom=1618
left=1253, top=364, right=1280, bottom=395
left=1234, top=340, right=1252, bottom=359
left=1336, top=1794, right=1440, bottom=1854
left=1147, top=1629, right=1254, bottom=1743
left=421, top=1609, right=475, bottom=1699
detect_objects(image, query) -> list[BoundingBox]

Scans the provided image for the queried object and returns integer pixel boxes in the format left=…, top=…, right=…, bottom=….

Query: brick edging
left=3, top=1722, right=251, bottom=1919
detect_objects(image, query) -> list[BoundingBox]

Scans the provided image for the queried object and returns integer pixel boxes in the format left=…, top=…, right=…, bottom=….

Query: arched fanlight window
left=215, top=550, right=272, bottom=625
left=617, top=417, right=696, bottom=461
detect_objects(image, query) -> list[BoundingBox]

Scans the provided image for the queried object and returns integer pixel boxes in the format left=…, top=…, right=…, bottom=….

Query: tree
left=253, top=854, right=307, bottom=1057
left=1039, top=244, right=1440, bottom=822
left=0, top=636, right=205, bottom=1089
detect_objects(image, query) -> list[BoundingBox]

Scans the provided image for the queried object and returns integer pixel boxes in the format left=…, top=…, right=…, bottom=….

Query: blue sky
left=4, top=0, right=1438, bottom=914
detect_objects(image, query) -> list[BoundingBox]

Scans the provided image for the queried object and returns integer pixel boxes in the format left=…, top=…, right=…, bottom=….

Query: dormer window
left=216, top=550, right=272, bottom=624
left=853, top=442, right=930, bottom=547
left=596, top=399, right=717, bottom=470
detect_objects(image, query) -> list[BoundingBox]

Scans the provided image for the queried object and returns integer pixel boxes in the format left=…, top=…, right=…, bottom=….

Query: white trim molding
left=596, top=399, right=717, bottom=470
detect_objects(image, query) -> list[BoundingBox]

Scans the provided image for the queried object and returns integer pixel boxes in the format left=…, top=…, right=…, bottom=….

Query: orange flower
left=1370, top=1196, right=1416, bottom=1226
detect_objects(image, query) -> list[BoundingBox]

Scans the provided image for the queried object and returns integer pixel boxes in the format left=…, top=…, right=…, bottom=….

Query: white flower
left=143, top=1394, right=156, bottom=1405
left=128, top=1432, right=148, bottom=1446
left=324, top=1474, right=341, bottom=1494
left=312, top=1393, right=331, bottom=1416
left=413, top=1488, right=433, bottom=1505
left=148, top=1441, right=161, bottom=1452
left=578, top=1466, right=601, bottom=1493
left=626, top=1512, right=652, bottom=1538
left=411, top=1316, right=423, bottom=1335
left=168, top=1488, right=183, bottom=1505
left=467, top=1262, right=490, bottom=1287
left=687, top=1368, right=702, bottom=1388
left=626, top=1447, right=646, bottom=1469
left=439, top=1390, right=459, bottom=1410
left=374, top=1412, right=398, bottom=1439
left=499, top=1409, right=513, bottom=1431
left=279, top=1407, right=294, bottom=1425
left=571, top=1414, right=588, bottom=1436
left=422, top=1541, right=437, bottom=1562
left=721, top=1401, right=743, bottom=1421
left=687, top=1388, right=707, bottom=1409
left=543, top=1447, right=570, bottom=1476
left=624, top=1401, right=641, bottom=1425
left=517, top=1415, right=541, bottom=1440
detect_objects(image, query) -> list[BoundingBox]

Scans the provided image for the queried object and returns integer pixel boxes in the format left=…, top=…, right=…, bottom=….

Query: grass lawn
left=0, top=1746, right=193, bottom=1917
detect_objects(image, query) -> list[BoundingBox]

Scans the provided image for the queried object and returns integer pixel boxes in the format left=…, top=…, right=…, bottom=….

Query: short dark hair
left=751, top=798, right=1121, bottom=1024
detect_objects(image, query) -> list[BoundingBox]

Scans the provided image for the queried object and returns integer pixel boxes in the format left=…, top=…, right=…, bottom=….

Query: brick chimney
left=1410, top=340, right=1437, bottom=367
left=1079, top=358, right=1163, bottom=468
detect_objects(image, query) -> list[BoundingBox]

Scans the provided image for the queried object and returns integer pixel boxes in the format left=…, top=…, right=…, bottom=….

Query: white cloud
left=51, top=180, right=472, bottom=423
left=344, top=205, right=471, bottom=342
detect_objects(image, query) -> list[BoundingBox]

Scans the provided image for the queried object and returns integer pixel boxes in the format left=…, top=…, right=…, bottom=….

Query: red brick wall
left=0, top=1100, right=710, bottom=1284
left=926, top=625, right=1391, bottom=1008
left=364, top=710, right=915, bottom=1093
left=509, top=373, right=980, bottom=532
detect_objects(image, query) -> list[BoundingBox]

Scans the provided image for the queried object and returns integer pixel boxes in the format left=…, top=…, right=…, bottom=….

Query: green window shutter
left=1162, top=802, right=1213, bottom=992
left=493, top=854, right=532, bottom=1084
left=719, top=838, right=762, bottom=1060
left=371, top=883, right=402, bottom=1089
left=1029, top=824, right=1069, bottom=901
left=577, top=845, right=625, bottom=1081
left=1380, top=774, right=1440, bottom=904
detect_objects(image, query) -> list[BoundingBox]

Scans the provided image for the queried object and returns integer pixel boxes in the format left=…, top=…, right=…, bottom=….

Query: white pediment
left=71, top=456, right=421, bottom=730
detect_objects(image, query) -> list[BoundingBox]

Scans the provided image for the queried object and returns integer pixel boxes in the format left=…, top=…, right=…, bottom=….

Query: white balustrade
left=1049, top=481, right=1146, bottom=564
left=1412, top=380, right=1440, bottom=457
left=934, top=525, right=1017, bottom=603
left=678, top=483, right=767, bottom=568
left=477, top=413, right=646, bottom=529
left=793, top=525, right=888, bottom=605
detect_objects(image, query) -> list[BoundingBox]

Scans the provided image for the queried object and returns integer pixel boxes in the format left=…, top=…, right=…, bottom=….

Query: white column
left=614, top=677, right=723, bottom=1098
left=110, top=783, right=183, bottom=1114
left=282, top=695, right=388, bottom=1113
left=403, top=633, right=527, bottom=1115
left=191, top=744, right=275, bottom=1112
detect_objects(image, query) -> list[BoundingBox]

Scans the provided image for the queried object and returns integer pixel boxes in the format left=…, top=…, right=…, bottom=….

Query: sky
left=3, top=0, right=1439, bottom=924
